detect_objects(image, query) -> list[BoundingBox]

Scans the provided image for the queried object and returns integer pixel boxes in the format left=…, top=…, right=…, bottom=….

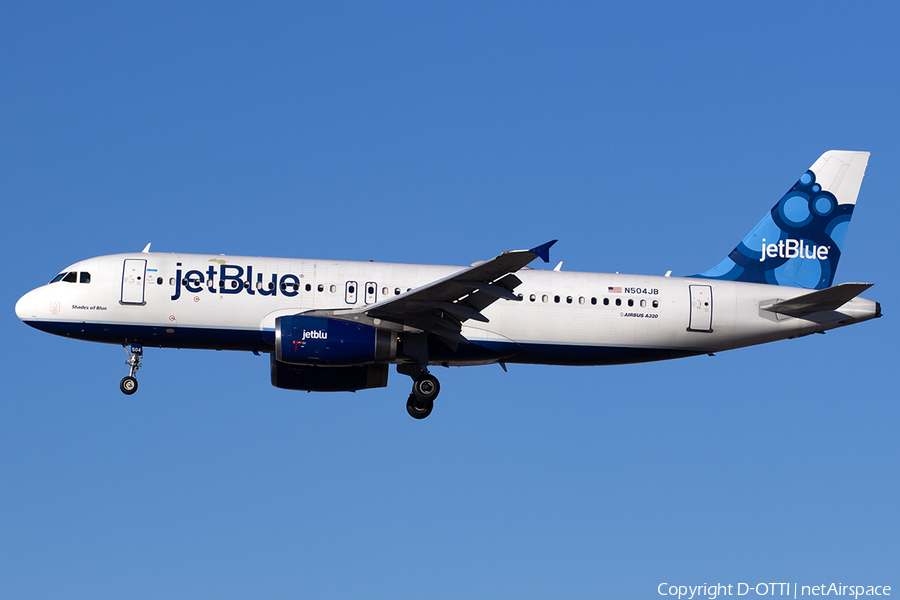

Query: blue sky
left=1, top=2, right=897, bottom=598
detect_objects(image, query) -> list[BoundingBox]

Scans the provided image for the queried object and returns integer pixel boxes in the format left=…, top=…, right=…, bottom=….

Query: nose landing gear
left=120, top=343, right=143, bottom=395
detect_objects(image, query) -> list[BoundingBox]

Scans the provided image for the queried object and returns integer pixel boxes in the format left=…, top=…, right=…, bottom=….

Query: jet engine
left=274, top=315, right=397, bottom=366
left=270, top=315, right=396, bottom=392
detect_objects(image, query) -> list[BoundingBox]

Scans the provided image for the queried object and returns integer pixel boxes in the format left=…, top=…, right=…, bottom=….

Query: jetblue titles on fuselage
left=171, top=262, right=302, bottom=300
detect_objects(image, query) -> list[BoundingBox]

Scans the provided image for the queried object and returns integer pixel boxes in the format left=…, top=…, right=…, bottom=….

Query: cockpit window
left=50, top=271, right=88, bottom=283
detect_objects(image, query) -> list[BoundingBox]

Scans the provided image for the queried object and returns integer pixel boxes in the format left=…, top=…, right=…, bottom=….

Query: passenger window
left=566, top=296, right=572, bottom=304
left=318, top=284, right=324, bottom=292
left=652, top=300, right=659, bottom=308
left=554, top=295, right=560, bottom=303
left=579, top=297, right=585, bottom=305
left=640, top=299, right=646, bottom=308
left=232, top=280, right=238, bottom=288
left=305, top=284, right=312, bottom=292
left=382, top=286, right=388, bottom=295
left=158, top=277, right=163, bottom=285
left=615, top=298, right=622, bottom=306
left=628, top=299, right=634, bottom=307
left=395, top=288, right=401, bottom=295
left=530, top=294, right=536, bottom=302
left=170, top=278, right=175, bottom=285
left=591, top=297, right=597, bottom=305
left=80, top=272, right=91, bottom=284
left=603, top=298, right=609, bottom=306
left=542, top=295, right=548, bottom=303
left=331, top=285, right=337, bottom=293
left=268, top=282, right=275, bottom=290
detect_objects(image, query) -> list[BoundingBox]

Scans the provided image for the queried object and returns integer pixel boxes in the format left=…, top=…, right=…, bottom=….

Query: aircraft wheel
left=407, top=394, right=434, bottom=419
left=412, top=374, right=440, bottom=402
left=120, top=376, right=138, bottom=395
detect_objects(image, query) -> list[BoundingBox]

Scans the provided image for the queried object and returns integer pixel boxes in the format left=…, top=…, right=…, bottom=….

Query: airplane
left=15, top=150, right=881, bottom=419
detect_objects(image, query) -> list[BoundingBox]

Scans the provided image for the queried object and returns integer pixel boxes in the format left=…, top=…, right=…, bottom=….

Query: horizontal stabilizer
left=761, top=282, right=873, bottom=317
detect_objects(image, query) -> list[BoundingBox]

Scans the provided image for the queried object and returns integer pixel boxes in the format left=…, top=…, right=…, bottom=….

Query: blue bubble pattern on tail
left=693, top=165, right=856, bottom=290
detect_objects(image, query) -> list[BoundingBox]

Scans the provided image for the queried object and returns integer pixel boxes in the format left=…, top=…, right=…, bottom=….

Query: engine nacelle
left=274, top=315, right=397, bottom=366
left=270, top=356, right=389, bottom=391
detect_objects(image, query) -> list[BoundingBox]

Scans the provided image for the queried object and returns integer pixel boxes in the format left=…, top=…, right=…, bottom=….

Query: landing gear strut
left=120, top=343, right=143, bottom=395
left=399, top=364, right=440, bottom=419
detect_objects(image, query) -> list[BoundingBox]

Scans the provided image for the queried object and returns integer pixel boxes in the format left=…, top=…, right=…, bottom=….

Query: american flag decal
left=608, top=286, right=622, bottom=293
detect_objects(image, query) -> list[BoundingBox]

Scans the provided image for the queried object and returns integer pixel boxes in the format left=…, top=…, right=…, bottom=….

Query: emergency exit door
left=688, top=284, right=713, bottom=332
left=121, top=259, right=147, bottom=305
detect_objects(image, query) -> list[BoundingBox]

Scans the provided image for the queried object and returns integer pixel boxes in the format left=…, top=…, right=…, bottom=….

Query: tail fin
left=693, top=150, right=870, bottom=290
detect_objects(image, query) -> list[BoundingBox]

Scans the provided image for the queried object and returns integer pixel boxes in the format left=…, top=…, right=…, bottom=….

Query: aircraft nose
left=15, top=289, right=38, bottom=322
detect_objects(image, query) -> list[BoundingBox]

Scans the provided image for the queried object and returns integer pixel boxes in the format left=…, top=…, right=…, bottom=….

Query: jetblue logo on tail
left=691, top=150, right=869, bottom=290
left=759, top=239, right=829, bottom=262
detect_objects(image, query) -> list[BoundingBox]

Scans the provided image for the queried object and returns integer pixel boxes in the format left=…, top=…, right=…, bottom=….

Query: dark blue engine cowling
left=275, top=315, right=397, bottom=366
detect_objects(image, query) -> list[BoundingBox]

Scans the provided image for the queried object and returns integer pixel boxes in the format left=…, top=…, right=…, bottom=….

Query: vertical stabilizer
left=693, top=150, right=869, bottom=289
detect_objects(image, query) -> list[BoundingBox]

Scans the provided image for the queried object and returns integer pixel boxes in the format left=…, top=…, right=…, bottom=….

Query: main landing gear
left=120, top=343, right=143, bottom=395
left=399, top=364, right=440, bottom=419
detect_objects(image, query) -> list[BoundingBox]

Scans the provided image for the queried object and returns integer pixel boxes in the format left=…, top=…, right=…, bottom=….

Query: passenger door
left=121, top=259, right=147, bottom=305
left=688, top=284, right=713, bottom=332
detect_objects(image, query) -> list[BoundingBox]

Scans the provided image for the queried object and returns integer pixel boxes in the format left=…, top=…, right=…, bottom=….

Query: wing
left=304, top=240, right=557, bottom=346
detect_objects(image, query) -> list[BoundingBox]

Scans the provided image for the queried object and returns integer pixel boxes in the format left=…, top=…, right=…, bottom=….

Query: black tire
left=120, top=376, right=138, bottom=395
left=406, top=394, right=434, bottom=419
left=412, top=374, right=440, bottom=401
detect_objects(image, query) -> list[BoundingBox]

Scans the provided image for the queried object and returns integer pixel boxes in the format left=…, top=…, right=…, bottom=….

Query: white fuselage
left=15, top=251, right=880, bottom=366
